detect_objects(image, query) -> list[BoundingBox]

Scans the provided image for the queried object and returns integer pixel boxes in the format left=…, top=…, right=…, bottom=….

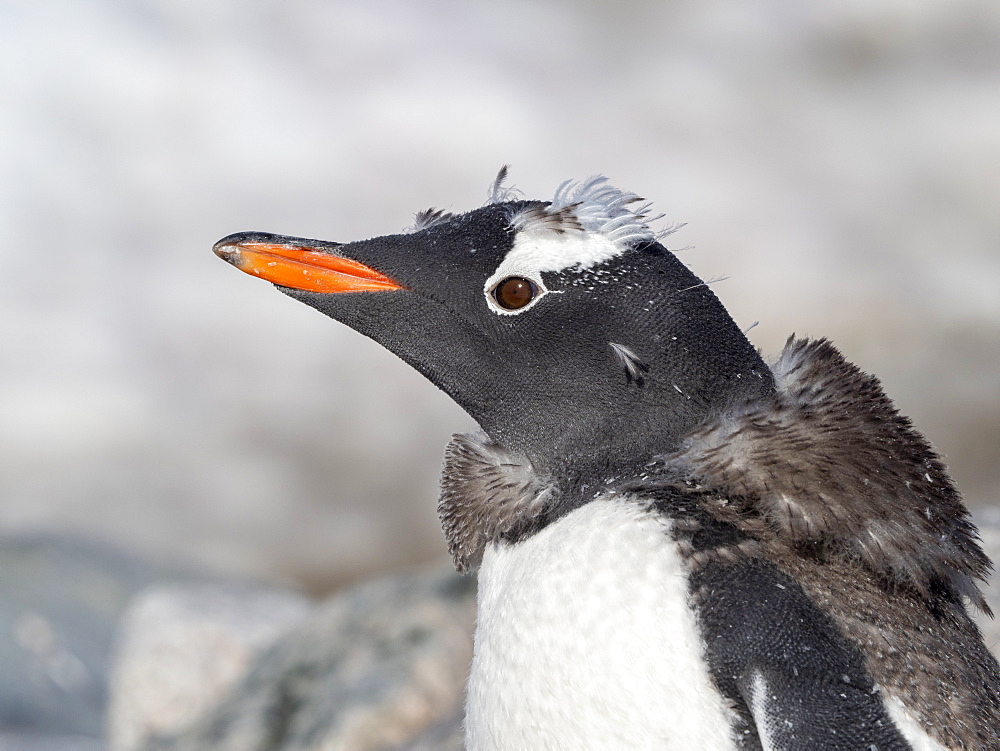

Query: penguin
left=213, top=169, right=1000, bottom=749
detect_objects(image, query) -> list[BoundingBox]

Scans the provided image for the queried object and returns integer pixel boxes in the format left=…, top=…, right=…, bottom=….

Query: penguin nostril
left=492, top=277, right=538, bottom=310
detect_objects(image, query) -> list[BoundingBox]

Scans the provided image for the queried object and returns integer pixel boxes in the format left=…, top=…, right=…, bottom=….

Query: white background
left=2, top=0, right=998, bottom=592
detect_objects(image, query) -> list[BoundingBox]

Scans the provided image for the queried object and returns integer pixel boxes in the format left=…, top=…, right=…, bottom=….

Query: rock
left=140, top=567, right=475, bottom=751
left=90, top=514, right=998, bottom=750
left=0, top=535, right=171, bottom=740
left=107, top=584, right=312, bottom=751
left=0, top=733, right=104, bottom=751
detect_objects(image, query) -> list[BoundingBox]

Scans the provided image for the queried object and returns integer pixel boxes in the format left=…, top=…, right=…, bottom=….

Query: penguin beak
left=213, top=232, right=403, bottom=294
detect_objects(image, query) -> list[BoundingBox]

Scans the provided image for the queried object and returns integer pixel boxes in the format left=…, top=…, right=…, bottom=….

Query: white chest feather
left=885, top=698, right=949, bottom=751
left=465, top=500, right=737, bottom=751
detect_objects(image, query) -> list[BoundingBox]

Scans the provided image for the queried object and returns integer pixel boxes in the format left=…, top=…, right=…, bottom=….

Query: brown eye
left=492, top=276, right=538, bottom=310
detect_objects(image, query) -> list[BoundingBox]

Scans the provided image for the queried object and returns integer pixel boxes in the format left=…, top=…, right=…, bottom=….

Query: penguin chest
left=465, top=500, right=737, bottom=751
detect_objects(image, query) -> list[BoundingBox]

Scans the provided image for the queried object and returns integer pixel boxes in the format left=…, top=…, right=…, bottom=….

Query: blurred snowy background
left=3, top=0, right=999, bottom=593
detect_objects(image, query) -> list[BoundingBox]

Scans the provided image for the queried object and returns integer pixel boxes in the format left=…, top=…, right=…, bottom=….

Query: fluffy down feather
left=663, top=336, right=991, bottom=612
left=438, top=432, right=557, bottom=573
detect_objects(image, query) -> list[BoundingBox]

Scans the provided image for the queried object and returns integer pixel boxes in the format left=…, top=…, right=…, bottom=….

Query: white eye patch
left=483, top=230, right=623, bottom=316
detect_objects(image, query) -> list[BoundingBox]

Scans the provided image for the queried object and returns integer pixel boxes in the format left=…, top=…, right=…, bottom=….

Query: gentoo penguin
left=214, top=170, right=1000, bottom=749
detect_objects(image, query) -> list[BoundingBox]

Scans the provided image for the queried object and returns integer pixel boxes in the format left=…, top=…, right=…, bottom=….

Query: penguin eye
left=491, top=277, right=538, bottom=310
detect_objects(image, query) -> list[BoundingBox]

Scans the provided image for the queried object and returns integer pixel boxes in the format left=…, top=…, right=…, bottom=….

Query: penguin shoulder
left=658, top=336, right=990, bottom=612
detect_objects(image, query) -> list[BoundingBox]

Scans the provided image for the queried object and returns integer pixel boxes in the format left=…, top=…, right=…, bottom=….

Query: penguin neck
left=481, top=350, right=776, bottom=493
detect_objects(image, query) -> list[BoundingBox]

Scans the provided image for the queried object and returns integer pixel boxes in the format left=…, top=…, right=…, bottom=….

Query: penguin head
left=214, top=173, right=773, bottom=484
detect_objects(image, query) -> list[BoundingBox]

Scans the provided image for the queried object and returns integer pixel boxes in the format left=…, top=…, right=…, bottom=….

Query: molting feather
left=410, top=207, right=456, bottom=231
left=662, top=336, right=991, bottom=612
left=438, top=432, right=557, bottom=573
left=610, top=342, right=649, bottom=386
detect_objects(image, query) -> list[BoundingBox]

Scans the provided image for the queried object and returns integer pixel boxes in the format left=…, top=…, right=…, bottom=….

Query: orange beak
left=213, top=234, right=403, bottom=294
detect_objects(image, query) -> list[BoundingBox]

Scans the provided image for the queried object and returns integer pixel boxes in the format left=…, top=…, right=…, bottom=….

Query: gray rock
left=107, top=584, right=312, bottom=751
left=91, top=515, right=999, bottom=751
left=0, top=535, right=170, bottom=739
left=142, top=568, right=475, bottom=751
left=0, top=733, right=104, bottom=751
